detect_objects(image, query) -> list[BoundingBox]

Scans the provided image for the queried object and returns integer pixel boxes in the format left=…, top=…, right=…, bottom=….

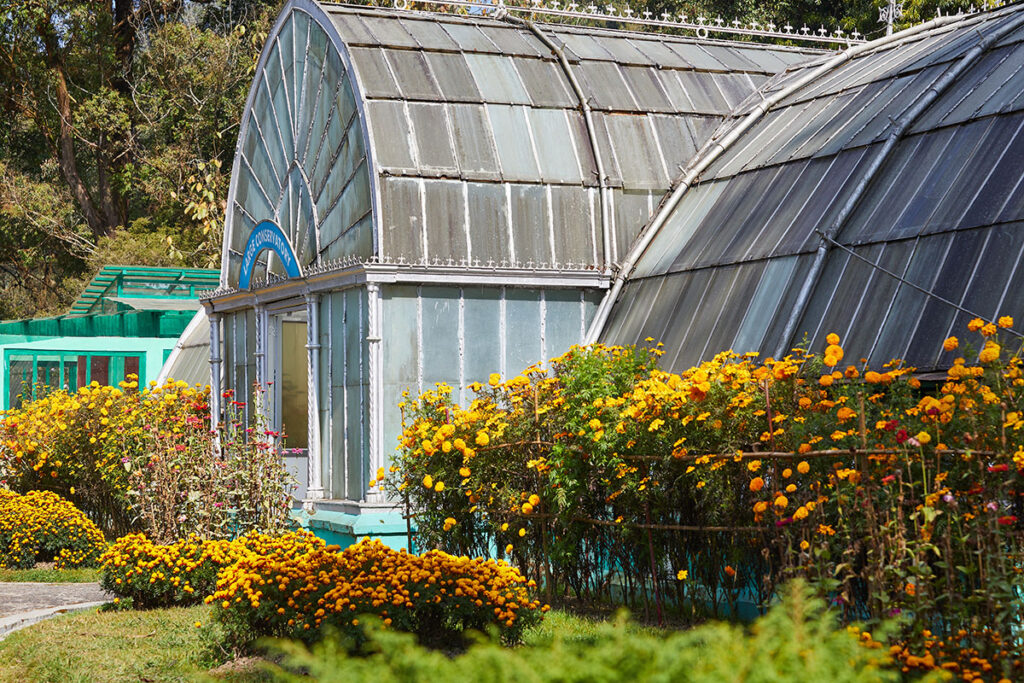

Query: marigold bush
left=100, top=529, right=323, bottom=608
left=208, top=538, right=546, bottom=649
left=0, top=489, right=106, bottom=569
left=0, top=379, right=294, bottom=541
left=386, top=318, right=1024, bottom=681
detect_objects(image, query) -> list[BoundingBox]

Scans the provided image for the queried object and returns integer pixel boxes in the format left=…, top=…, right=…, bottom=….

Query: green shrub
left=268, top=581, right=919, bottom=683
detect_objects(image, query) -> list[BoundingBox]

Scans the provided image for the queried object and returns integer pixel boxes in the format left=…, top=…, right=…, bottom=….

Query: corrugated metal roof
left=221, top=0, right=820, bottom=290
left=604, top=4, right=1024, bottom=374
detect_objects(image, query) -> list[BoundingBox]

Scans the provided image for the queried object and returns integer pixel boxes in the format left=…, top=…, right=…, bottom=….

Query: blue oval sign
left=239, top=220, right=302, bottom=289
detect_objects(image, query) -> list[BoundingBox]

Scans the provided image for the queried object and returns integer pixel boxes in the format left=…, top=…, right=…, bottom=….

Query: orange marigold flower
left=968, top=318, right=984, bottom=332
left=774, top=495, right=789, bottom=509
left=749, top=476, right=765, bottom=492
left=826, top=333, right=840, bottom=346
left=943, top=336, right=958, bottom=352
left=819, top=374, right=834, bottom=387
left=753, top=501, right=768, bottom=513
left=979, top=341, right=1001, bottom=364
left=998, top=315, right=1013, bottom=329
left=422, top=474, right=434, bottom=489
left=724, top=565, right=736, bottom=577
left=798, top=443, right=812, bottom=455
left=797, top=460, right=810, bottom=474
left=459, top=467, right=471, bottom=478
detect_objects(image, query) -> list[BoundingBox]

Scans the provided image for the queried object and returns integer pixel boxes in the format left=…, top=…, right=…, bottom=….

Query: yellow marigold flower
left=981, top=322, right=997, bottom=337
left=915, top=431, right=931, bottom=445
left=774, top=494, right=788, bottom=509
left=528, top=494, right=540, bottom=506
left=749, top=477, right=765, bottom=492
left=488, top=373, right=501, bottom=386
left=793, top=505, right=808, bottom=520
left=826, top=333, right=840, bottom=345
left=459, top=467, right=471, bottom=478
left=676, top=569, right=688, bottom=581
left=943, top=336, right=958, bottom=352
left=785, top=483, right=797, bottom=493
left=422, top=474, right=434, bottom=489
left=998, top=315, right=1013, bottom=328
left=979, top=341, right=1000, bottom=363
left=505, top=543, right=513, bottom=554
left=797, top=460, right=810, bottom=474
left=434, top=481, right=445, bottom=492
left=475, top=431, right=490, bottom=447
left=800, top=540, right=809, bottom=550
left=588, top=418, right=602, bottom=431
left=747, top=459, right=761, bottom=472
left=521, top=502, right=534, bottom=515
left=518, top=528, right=526, bottom=537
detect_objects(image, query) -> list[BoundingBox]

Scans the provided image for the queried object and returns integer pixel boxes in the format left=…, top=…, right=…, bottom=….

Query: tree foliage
left=0, top=0, right=277, bottom=316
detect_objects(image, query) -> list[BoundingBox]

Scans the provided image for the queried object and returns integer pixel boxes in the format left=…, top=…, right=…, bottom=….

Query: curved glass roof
left=223, top=3, right=373, bottom=288
left=603, top=5, right=1024, bottom=373
left=221, top=0, right=818, bottom=289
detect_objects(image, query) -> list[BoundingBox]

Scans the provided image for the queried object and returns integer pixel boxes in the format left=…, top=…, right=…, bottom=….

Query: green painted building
left=0, top=266, right=219, bottom=409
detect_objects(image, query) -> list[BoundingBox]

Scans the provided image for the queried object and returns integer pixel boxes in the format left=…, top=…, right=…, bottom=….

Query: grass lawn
left=0, top=603, right=264, bottom=683
left=0, top=603, right=607, bottom=682
left=0, top=568, right=101, bottom=583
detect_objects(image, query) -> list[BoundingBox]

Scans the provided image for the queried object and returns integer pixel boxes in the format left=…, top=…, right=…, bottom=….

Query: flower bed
left=209, top=538, right=546, bottom=648
left=0, top=380, right=293, bottom=541
left=385, top=319, right=1024, bottom=680
left=0, top=489, right=106, bottom=569
left=100, top=530, right=324, bottom=608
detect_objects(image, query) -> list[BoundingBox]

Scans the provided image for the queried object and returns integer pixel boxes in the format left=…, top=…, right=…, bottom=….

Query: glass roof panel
left=383, top=49, right=442, bottom=100
left=464, top=53, right=531, bottom=104
left=423, top=52, right=482, bottom=102
left=398, top=17, right=460, bottom=50
left=485, top=104, right=541, bottom=181
left=511, top=57, right=576, bottom=108
left=348, top=47, right=401, bottom=98
left=407, top=102, right=458, bottom=173
left=604, top=114, right=669, bottom=190
left=447, top=104, right=501, bottom=178
left=527, top=108, right=584, bottom=183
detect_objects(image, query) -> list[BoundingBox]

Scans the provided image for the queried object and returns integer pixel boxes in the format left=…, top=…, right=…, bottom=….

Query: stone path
left=0, top=582, right=112, bottom=638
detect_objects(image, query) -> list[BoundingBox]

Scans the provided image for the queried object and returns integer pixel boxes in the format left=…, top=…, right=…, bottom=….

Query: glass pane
left=281, top=320, right=308, bottom=450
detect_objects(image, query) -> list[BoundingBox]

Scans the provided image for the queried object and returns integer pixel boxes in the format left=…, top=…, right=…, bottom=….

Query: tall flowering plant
left=387, top=318, right=1024, bottom=680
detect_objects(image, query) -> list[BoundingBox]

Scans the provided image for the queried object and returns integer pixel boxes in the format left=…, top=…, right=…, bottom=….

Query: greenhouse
left=599, top=3, right=1024, bottom=375
left=1, top=266, right=219, bottom=409
left=202, top=0, right=817, bottom=541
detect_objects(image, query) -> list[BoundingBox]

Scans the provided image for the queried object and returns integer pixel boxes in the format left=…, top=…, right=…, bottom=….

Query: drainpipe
left=582, top=11, right=981, bottom=345
left=773, top=8, right=1024, bottom=358
left=500, top=11, right=613, bottom=270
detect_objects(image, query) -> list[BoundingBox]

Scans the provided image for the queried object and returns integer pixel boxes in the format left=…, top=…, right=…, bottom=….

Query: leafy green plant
left=268, top=581, right=917, bottom=683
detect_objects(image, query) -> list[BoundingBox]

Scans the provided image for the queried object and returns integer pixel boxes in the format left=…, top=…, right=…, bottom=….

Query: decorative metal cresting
left=390, top=0, right=867, bottom=46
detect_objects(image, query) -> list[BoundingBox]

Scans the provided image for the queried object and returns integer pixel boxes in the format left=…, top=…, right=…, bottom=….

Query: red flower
left=998, top=515, right=1017, bottom=525
left=881, top=474, right=896, bottom=485
left=896, top=429, right=909, bottom=444
left=987, top=464, right=1009, bottom=473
